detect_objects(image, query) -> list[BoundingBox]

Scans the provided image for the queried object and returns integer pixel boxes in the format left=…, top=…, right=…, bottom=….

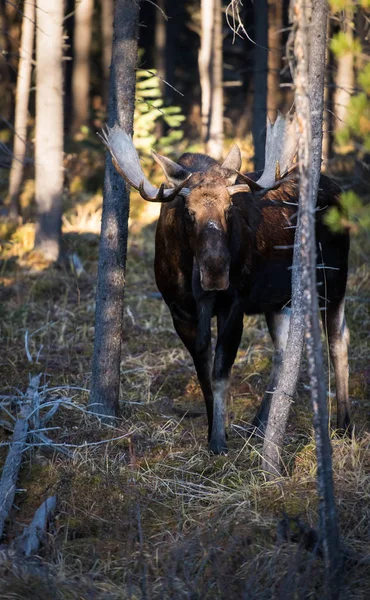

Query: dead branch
left=15, top=496, right=56, bottom=557
left=0, top=375, right=40, bottom=540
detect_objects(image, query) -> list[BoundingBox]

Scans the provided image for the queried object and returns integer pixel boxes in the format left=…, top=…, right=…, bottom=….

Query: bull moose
left=100, top=116, right=350, bottom=454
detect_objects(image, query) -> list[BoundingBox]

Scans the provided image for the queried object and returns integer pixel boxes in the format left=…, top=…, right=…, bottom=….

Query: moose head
left=99, top=116, right=297, bottom=292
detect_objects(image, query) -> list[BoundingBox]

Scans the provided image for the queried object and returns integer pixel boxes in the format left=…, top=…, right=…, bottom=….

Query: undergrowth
left=0, top=147, right=369, bottom=599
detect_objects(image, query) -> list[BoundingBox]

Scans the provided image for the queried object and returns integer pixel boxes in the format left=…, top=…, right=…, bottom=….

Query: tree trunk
left=101, top=0, right=113, bottom=109
left=154, top=0, right=166, bottom=138
left=252, top=0, right=268, bottom=171
left=0, top=1, right=14, bottom=122
left=72, top=0, right=94, bottom=133
left=267, top=0, right=283, bottom=122
left=308, top=1, right=342, bottom=596
left=261, top=240, right=305, bottom=476
left=333, top=9, right=354, bottom=134
left=89, top=0, right=140, bottom=419
left=263, top=0, right=341, bottom=594
left=34, top=0, right=64, bottom=262
left=199, top=0, right=223, bottom=159
left=8, top=0, right=35, bottom=219
left=322, top=19, right=333, bottom=165
left=155, top=0, right=166, bottom=98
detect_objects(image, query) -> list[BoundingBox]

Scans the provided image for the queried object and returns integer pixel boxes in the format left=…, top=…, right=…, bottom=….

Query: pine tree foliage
left=326, top=0, right=370, bottom=233
left=134, top=69, right=185, bottom=155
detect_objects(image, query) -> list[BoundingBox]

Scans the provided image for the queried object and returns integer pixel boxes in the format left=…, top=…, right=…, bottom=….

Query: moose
left=100, top=116, right=350, bottom=454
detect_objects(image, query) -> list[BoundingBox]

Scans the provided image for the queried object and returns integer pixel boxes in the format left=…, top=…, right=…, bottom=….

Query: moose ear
left=152, top=151, right=190, bottom=186
left=221, top=144, right=242, bottom=172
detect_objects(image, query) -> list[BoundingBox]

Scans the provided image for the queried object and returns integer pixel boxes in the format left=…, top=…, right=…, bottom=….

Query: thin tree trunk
left=308, top=1, right=342, bottom=596
left=267, top=0, right=283, bottom=122
left=155, top=0, right=166, bottom=98
left=199, top=0, right=223, bottom=159
left=333, top=9, right=354, bottom=134
left=72, top=0, right=94, bottom=133
left=101, top=0, right=113, bottom=109
left=263, top=0, right=341, bottom=593
left=0, top=0, right=14, bottom=122
left=89, top=0, right=140, bottom=419
left=34, top=0, right=64, bottom=261
left=208, top=0, right=223, bottom=159
left=155, top=0, right=166, bottom=138
left=8, top=0, right=35, bottom=219
left=322, top=19, right=333, bottom=165
left=261, top=238, right=305, bottom=475
left=252, top=0, right=268, bottom=171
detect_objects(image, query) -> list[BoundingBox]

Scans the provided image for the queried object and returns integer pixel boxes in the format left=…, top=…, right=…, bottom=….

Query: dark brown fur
left=153, top=156, right=350, bottom=453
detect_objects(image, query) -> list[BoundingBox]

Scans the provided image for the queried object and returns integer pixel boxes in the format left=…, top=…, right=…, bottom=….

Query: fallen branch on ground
left=0, top=375, right=40, bottom=539
left=15, top=496, right=56, bottom=556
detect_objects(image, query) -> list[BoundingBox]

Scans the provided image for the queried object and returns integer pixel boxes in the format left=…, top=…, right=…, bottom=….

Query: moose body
left=101, top=118, right=350, bottom=454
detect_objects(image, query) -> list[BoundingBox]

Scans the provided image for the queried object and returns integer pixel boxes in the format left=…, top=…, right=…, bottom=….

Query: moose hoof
left=208, top=437, right=228, bottom=455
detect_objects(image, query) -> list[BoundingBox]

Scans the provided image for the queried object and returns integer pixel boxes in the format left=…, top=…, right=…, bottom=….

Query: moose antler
left=98, top=124, right=191, bottom=202
left=256, top=114, right=298, bottom=189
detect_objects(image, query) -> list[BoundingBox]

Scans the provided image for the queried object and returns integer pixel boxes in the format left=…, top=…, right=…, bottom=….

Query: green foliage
left=329, top=0, right=370, bottom=11
left=329, top=0, right=350, bottom=10
left=324, top=191, right=370, bottom=234
left=134, top=69, right=185, bottom=155
left=327, top=3, right=370, bottom=236
left=358, top=62, right=370, bottom=95
left=330, top=31, right=362, bottom=57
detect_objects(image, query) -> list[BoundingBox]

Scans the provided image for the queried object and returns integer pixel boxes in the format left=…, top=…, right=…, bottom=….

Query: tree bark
left=267, top=0, right=283, bottom=122
left=154, top=0, right=167, bottom=138
left=155, top=0, right=166, bottom=98
left=89, top=0, right=140, bottom=419
left=263, top=0, right=341, bottom=594
left=261, top=239, right=305, bottom=476
left=308, top=2, right=342, bottom=596
left=199, top=0, right=223, bottom=159
left=34, top=0, right=64, bottom=261
left=8, top=0, right=35, bottom=219
left=72, top=0, right=94, bottom=133
left=252, top=0, right=268, bottom=171
left=322, top=19, right=333, bottom=164
left=101, top=0, right=113, bottom=108
left=0, top=1, right=14, bottom=122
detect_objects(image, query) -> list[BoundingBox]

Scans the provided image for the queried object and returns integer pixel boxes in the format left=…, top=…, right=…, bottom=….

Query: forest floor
left=0, top=141, right=370, bottom=599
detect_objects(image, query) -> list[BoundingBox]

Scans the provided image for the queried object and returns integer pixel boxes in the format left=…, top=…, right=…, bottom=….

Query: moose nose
left=200, top=266, right=230, bottom=291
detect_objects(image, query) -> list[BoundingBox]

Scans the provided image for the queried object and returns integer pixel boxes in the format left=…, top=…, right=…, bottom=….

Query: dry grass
left=0, top=151, right=370, bottom=598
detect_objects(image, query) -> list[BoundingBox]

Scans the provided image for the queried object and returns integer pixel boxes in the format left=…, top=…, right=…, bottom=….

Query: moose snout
left=197, top=227, right=230, bottom=291
left=199, top=261, right=230, bottom=291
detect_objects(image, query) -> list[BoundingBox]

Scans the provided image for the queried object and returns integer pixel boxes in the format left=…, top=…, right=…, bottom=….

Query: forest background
left=0, top=1, right=369, bottom=599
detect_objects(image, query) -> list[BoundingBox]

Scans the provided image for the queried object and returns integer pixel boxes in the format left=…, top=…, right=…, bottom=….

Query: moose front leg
left=171, top=313, right=214, bottom=441
left=209, top=300, right=244, bottom=454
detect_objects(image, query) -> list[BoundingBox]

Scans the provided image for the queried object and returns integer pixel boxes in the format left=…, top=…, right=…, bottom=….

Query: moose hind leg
left=209, top=301, right=244, bottom=454
left=323, top=299, right=351, bottom=433
left=172, top=314, right=214, bottom=441
left=252, top=308, right=291, bottom=435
